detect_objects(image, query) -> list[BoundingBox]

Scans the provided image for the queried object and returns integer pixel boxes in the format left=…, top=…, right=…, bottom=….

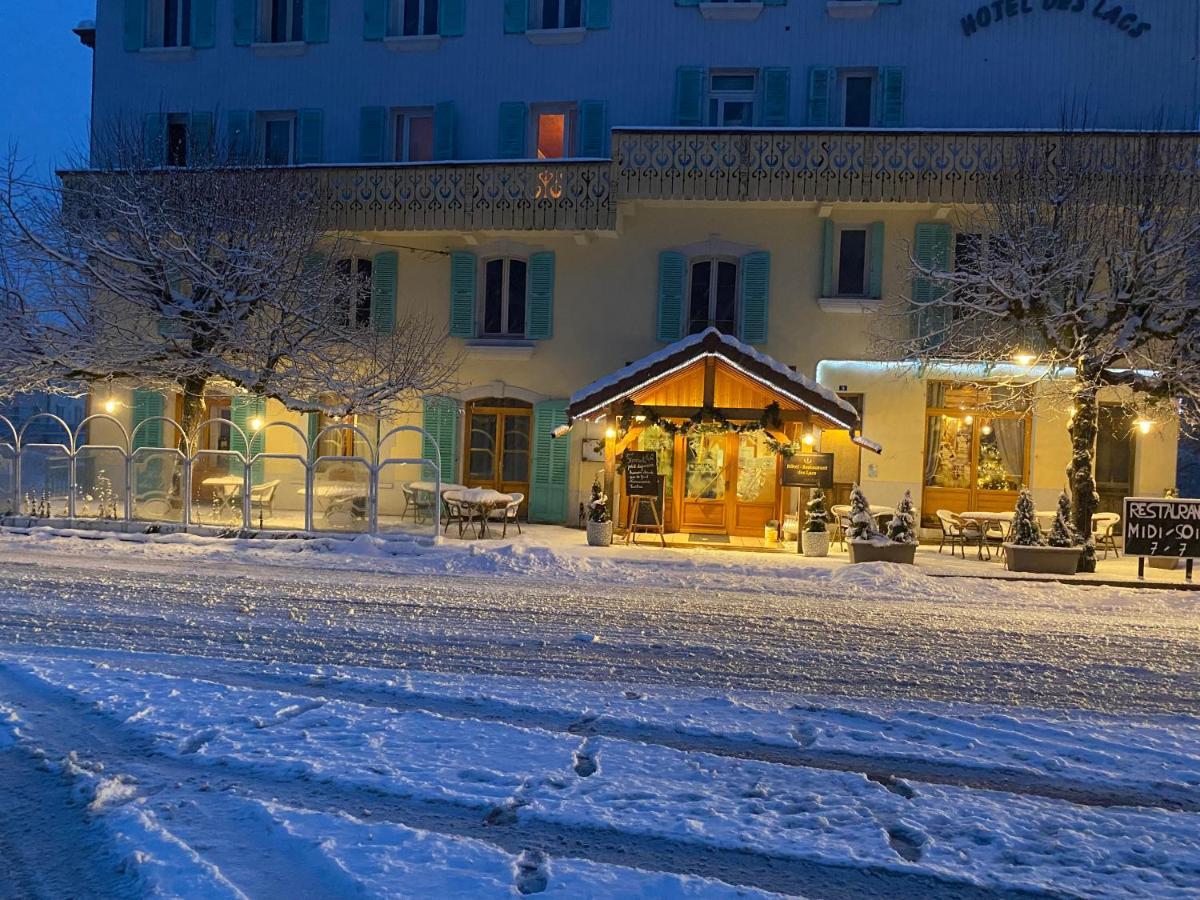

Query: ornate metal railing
left=613, top=129, right=1200, bottom=205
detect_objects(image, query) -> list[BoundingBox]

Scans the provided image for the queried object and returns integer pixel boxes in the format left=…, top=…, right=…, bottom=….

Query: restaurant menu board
left=623, top=450, right=659, bottom=497
left=781, top=452, right=835, bottom=489
left=634, top=476, right=666, bottom=526
left=1124, top=497, right=1200, bottom=559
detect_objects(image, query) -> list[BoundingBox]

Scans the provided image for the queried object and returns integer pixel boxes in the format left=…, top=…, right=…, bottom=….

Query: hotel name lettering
left=961, top=1, right=1151, bottom=39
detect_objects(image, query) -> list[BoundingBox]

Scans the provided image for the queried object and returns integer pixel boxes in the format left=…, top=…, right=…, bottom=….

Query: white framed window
left=390, top=0, right=439, bottom=36
left=146, top=0, right=192, bottom=47
left=166, top=113, right=189, bottom=167
left=335, top=257, right=374, bottom=328
left=394, top=108, right=435, bottom=162
left=481, top=257, right=528, bottom=338
left=262, top=0, right=304, bottom=43
left=529, top=0, right=582, bottom=29
left=708, top=70, right=757, bottom=127
left=835, top=226, right=870, bottom=296
left=687, top=257, right=739, bottom=335
left=840, top=69, right=876, bottom=127
left=259, top=112, right=296, bottom=165
left=530, top=103, right=578, bottom=159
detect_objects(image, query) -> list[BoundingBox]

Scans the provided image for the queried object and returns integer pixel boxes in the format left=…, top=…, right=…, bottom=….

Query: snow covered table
left=297, top=482, right=369, bottom=526
left=452, top=488, right=513, bottom=539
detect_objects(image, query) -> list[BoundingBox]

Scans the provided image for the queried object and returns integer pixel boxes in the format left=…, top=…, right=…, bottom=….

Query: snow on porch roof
left=568, top=328, right=863, bottom=432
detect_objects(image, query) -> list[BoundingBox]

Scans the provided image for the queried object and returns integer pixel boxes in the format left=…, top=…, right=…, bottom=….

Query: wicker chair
left=442, top=490, right=479, bottom=538
left=936, top=509, right=986, bottom=559
left=1092, top=512, right=1121, bottom=559
left=487, top=492, right=524, bottom=538
left=829, top=504, right=852, bottom=551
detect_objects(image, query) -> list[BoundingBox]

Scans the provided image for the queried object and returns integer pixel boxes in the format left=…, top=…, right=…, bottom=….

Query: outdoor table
left=959, top=511, right=1014, bottom=560
left=408, top=481, right=470, bottom=525
left=200, top=475, right=244, bottom=521
left=454, top=488, right=513, bottom=539
left=298, top=482, right=369, bottom=523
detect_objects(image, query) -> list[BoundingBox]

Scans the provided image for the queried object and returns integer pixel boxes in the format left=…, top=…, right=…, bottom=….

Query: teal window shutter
left=881, top=67, right=905, bottom=128
left=530, top=401, right=570, bottom=524
left=364, top=0, right=387, bottom=39
left=674, top=67, right=705, bottom=126
left=304, top=0, right=330, bottom=42
left=189, top=112, right=214, bottom=163
left=372, top=250, right=398, bottom=335
left=143, top=114, right=167, bottom=166
left=820, top=219, right=835, bottom=297
left=440, top=0, right=466, bottom=36
left=808, top=67, right=833, bottom=127
left=913, top=223, right=952, bottom=347
left=657, top=251, right=687, bottom=343
left=227, top=110, right=252, bottom=163
left=868, top=222, right=886, bottom=299
left=233, top=0, right=255, bottom=45
left=421, top=396, right=460, bottom=482
left=497, top=102, right=528, bottom=159
left=191, top=0, right=216, bottom=47
left=231, top=396, right=267, bottom=482
left=434, top=102, right=456, bottom=160
left=504, top=0, right=527, bottom=33
left=584, top=0, right=611, bottom=29
left=738, top=251, right=770, bottom=345
left=297, top=109, right=324, bottom=164
left=578, top=101, right=608, bottom=158
left=124, top=0, right=144, bottom=51
left=449, top=251, right=477, bottom=337
left=360, top=106, right=387, bottom=162
left=762, top=68, right=791, bottom=127
left=131, top=390, right=164, bottom=450
left=526, top=252, right=555, bottom=340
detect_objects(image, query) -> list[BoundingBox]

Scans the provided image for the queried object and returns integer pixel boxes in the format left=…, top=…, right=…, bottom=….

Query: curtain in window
left=990, top=418, right=1025, bottom=485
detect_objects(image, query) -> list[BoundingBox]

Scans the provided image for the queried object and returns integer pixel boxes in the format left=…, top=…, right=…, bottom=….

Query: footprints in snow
left=572, top=741, right=598, bottom=778
left=868, top=772, right=917, bottom=799
left=886, top=825, right=927, bottom=863
left=179, top=699, right=326, bottom=754
left=513, top=849, right=549, bottom=895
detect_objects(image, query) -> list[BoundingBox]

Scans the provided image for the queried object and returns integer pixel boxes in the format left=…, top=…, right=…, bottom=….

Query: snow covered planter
left=586, top=479, right=612, bottom=547
left=847, top=486, right=917, bottom=565
left=1004, top=488, right=1082, bottom=575
left=801, top=489, right=830, bottom=557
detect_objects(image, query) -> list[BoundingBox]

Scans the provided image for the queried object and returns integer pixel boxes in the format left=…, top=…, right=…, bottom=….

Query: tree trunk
left=178, top=375, right=208, bottom=451
left=1068, top=370, right=1100, bottom=574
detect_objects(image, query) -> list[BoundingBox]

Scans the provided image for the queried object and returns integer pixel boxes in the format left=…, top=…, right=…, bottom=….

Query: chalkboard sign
left=623, top=450, right=659, bottom=497
left=1124, top=497, right=1200, bottom=559
left=634, top=476, right=666, bottom=526
left=782, top=453, right=835, bottom=489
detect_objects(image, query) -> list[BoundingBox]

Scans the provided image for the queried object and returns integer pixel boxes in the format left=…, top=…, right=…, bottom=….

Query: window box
left=383, top=34, right=442, bottom=52
left=463, top=340, right=537, bottom=361
left=139, top=45, right=195, bottom=61
left=827, top=1, right=879, bottom=19
left=699, top=3, right=765, bottom=21
left=525, top=27, right=587, bottom=45
left=250, top=41, right=307, bottom=57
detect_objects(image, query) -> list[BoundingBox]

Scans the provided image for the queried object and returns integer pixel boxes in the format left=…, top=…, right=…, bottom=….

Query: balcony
left=613, top=128, right=1200, bottom=205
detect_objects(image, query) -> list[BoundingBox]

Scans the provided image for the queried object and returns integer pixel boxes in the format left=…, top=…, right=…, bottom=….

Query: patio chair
left=442, top=490, right=480, bottom=538
left=830, top=504, right=851, bottom=551
left=1092, top=512, right=1121, bottom=559
left=936, top=509, right=986, bottom=559
left=487, top=492, right=524, bottom=538
left=249, top=479, right=280, bottom=518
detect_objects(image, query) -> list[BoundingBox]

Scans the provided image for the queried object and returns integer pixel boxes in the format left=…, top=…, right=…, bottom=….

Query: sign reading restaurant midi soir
left=1124, top=497, right=1200, bottom=560
left=960, top=1, right=1151, bottom=39
left=782, top=453, right=835, bottom=490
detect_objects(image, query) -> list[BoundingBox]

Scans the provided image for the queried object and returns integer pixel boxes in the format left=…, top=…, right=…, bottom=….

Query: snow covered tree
left=887, top=490, right=917, bottom=544
left=0, top=122, right=456, bottom=443
left=1010, top=489, right=1043, bottom=547
left=1047, top=490, right=1076, bottom=548
left=587, top=478, right=610, bottom=524
left=804, top=488, right=828, bottom=533
left=848, top=484, right=877, bottom=541
left=878, top=130, right=1200, bottom=571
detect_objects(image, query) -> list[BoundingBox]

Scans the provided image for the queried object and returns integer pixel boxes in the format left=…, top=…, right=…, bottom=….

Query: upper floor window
left=146, top=0, right=191, bottom=47
left=265, top=0, right=304, bottom=43
left=395, top=109, right=435, bottom=162
left=709, top=71, right=757, bottom=127
left=391, top=0, right=439, bottom=36
left=688, top=258, right=739, bottom=335
left=482, top=258, right=528, bottom=337
left=532, top=104, right=577, bottom=159
left=841, top=71, right=875, bottom=127
left=260, top=112, right=296, bottom=165
left=529, top=0, right=582, bottom=30
left=166, top=114, right=189, bottom=167
left=835, top=227, right=869, bottom=296
left=335, top=257, right=374, bottom=328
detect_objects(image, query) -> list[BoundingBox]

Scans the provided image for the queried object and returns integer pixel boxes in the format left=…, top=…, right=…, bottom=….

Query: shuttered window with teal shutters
left=434, top=102, right=456, bottom=160
left=144, top=114, right=167, bottom=166
left=529, top=401, right=570, bottom=524
left=820, top=219, right=835, bottom=297
left=440, top=0, right=466, bottom=35
left=360, top=106, right=387, bottom=162
left=189, top=112, right=214, bottom=162
left=526, top=252, right=555, bottom=340
left=674, top=67, right=705, bottom=126
left=191, top=0, right=216, bottom=47
left=762, top=68, right=791, bottom=127
left=738, top=251, right=770, bottom=345
left=124, top=0, right=144, bottom=50
left=503, top=0, right=526, bottom=33
left=578, top=101, right=608, bottom=159
left=881, top=67, right=905, bottom=128
left=304, top=0, right=330, bottom=42
left=421, top=396, right=460, bottom=482
left=913, top=223, right=952, bottom=347
left=868, top=222, right=886, bottom=299
left=233, top=0, right=255, bottom=44
left=372, top=251, right=398, bottom=335
left=231, top=396, right=267, bottom=482
left=497, top=103, right=528, bottom=159
left=131, top=390, right=165, bottom=451
left=808, top=67, right=833, bottom=127
left=449, top=251, right=477, bottom=338
left=226, top=110, right=252, bottom=164
left=296, top=110, right=324, bottom=164
left=584, top=0, right=611, bottom=29
left=364, top=0, right=387, bottom=38
left=657, top=251, right=687, bottom=343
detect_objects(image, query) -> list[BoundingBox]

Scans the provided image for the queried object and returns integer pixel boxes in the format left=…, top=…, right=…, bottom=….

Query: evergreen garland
left=1047, top=490, right=1076, bottom=548
left=848, top=484, right=877, bottom=541
left=887, top=490, right=918, bottom=544
left=805, top=488, right=828, bottom=534
left=1010, top=488, right=1043, bottom=547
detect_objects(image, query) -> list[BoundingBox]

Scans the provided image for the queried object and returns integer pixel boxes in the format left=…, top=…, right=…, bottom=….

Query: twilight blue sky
left=0, top=2, right=96, bottom=179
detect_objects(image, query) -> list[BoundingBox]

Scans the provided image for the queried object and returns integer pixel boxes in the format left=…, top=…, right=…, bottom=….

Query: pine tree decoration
left=1047, top=490, right=1076, bottom=548
left=887, top=490, right=918, bottom=544
left=587, top=478, right=610, bottom=524
left=848, top=484, right=877, bottom=541
left=1010, top=488, right=1043, bottom=547
left=805, top=488, right=828, bottom=533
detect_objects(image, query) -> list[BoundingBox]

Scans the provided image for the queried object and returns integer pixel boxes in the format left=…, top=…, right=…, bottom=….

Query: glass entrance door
left=1096, top=405, right=1135, bottom=528
left=465, top=399, right=531, bottom=513
left=681, top=430, right=728, bottom=533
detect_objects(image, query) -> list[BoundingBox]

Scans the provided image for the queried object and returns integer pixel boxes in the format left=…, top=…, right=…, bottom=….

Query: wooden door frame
left=920, top=405, right=1033, bottom=519
left=463, top=400, right=533, bottom=506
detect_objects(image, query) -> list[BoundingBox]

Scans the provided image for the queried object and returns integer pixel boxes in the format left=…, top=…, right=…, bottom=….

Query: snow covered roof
left=568, top=328, right=863, bottom=432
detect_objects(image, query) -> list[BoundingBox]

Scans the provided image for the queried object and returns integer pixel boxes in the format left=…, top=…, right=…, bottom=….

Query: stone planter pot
left=1004, top=544, right=1082, bottom=575
left=801, top=530, right=830, bottom=557
left=848, top=540, right=917, bottom=565
left=586, top=520, right=613, bottom=547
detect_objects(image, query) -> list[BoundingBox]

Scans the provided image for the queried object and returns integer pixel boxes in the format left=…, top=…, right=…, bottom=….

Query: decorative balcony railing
left=613, top=128, right=1200, bottom=205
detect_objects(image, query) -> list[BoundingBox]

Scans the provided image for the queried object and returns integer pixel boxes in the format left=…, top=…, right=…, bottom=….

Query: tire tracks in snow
left=0, top=662, right=1063, bottom=900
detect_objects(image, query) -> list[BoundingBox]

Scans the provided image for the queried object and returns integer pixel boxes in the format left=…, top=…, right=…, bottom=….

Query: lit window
left=688, top=258, right=739, bottom=335
left=836, top=228, right=869, bottom=296
left=166, top=114, right=189, bottom=167
left=390, top=0, right=439, bottom=36
left=529, top=0, right=582, bottom=29
left=708, top=71, right=757, bottom=127
left=336, top=257, right=374, bottom=328
left=842, top=72, right=875, bottom=127
left=481, top=258, right=528, bottom=338
left=531, top=104, right=577, bottom=159
left=260, top=113, right=296, bottom=165
left=146, top=0, right=192, bottom=47
left=394, top=109, right=435, bottom=162
left=264, top=0, right=304, bottom=43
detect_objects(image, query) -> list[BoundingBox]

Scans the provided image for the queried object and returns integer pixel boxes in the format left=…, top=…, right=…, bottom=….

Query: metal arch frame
left=128, top=416, right=191, bottom=526
left=15, top=413, right=75, bottom=518
left=310, top=422, right=376, bottom=535
left=243, top=420, right=309, bottom=531
left=73, top=414, right=132, bottom=521
left=0, top=416, right=16, bottom=516
left=377, top=424, right=444, bottom=541
left=186, top=417, right=251, bottom=529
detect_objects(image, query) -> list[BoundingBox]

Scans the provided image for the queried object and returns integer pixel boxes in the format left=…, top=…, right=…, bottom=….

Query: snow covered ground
left=0, top=529, right=1196, bottom=897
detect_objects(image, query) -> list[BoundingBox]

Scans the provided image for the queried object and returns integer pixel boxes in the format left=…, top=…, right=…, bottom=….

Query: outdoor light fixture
left=1136, top=419, right=1153, bottom=434
left=102, top=399, right=118, bottom=415
left=249, top=416, right=264, bottom=431
left=604, top=427, right=616, bottom=440
left=802, top=433, right=815, bottom=446
left=634, top=415, right=646, bottom=422
left=981, top=423, right=993, bottom=436
left=1013, top=351, right=1036, bottom=367
left=964, top=414, right=974, bottom=425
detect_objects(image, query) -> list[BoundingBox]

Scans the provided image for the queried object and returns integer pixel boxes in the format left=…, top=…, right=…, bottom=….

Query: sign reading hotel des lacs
left=960, top=1, right=1151, bottom=39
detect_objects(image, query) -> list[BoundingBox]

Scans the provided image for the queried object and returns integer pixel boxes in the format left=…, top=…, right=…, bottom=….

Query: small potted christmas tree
left=801, top=488, right=830, bottom=557
left=1004, top=488, right=1082, bottom=574
left=1046, top=491, right=1076, bottom=548
left=585, top=478, right=612, bottom=547
left=848, top=485, right=917, bottom=564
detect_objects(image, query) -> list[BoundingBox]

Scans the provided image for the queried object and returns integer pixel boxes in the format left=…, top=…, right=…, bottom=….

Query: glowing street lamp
left=102, top=398, right=118, bottom=415
left=802, top=432, right=815, bottom=447
left=249, top=416, right=264, bottom=432
left=1013, top=351, right=1037, bottom=367
left=1135, top=419, right=1153, bottom=435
